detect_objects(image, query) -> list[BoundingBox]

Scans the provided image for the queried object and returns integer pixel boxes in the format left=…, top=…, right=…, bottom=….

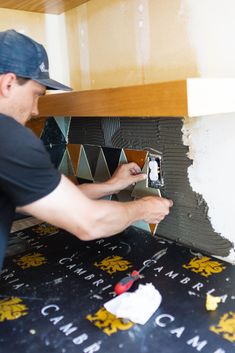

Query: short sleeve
left=0, top=115, right=61, bottom=207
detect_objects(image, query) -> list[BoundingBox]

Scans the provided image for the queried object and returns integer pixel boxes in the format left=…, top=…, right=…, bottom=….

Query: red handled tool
left=114, top=248, right=167, bottom=295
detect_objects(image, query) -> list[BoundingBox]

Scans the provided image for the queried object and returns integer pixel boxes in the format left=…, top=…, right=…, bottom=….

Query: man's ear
left=0, top=73, right=17, bottom=97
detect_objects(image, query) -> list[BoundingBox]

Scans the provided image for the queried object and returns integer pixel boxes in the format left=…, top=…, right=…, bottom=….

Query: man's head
left=0, top=29, right=71, bottom=91
left=0, top=29, right=71, bottom=124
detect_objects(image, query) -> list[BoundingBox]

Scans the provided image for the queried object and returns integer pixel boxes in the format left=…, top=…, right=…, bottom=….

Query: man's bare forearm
left=84, top=199, right=144, bottom=238
left=82, top=196, right=172, bottom=240
left=77, top=163, right=147, bottom=199
left=78, top=181, right=117, bottom=199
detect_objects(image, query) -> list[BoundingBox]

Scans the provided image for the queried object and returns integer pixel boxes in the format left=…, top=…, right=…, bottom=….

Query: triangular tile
left=102, top=147, right=121, bottom=176
left=67, top=144, right=81, bottom=175
left=102, top=195, right=112, bottom=200
left=67, top=176, right=79, bottom=185
left=83, top=145, right=101, bottom=177
left=26, top=117, right=46, bottom=138
left=54, top=116, right=71, bottom=142
left=93, top=149, right=111, bottom=182
left=132, top=221, right=151, bottom=233
left=77, top=177, right=93, bottom=185
left=116, top=190, right=133, bottom=202
left=58, top=150, right=74, bottom=176
left=45, top=144, right=66, bottom=169
left=77, top=146, right=93, bottom=181
left=41, top=117, right=66, bottom=145
left=123, top=149, right=147, bottom=170
left=149, top=223, right=158, bottom=236
left=118, top=149, right=128, bottom=165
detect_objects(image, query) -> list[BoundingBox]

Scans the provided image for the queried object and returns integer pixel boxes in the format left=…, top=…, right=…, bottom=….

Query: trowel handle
left=114, top=270, right=140, bottom=295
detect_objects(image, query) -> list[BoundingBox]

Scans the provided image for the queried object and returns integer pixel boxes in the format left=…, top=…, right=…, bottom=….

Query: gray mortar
left=68, top=117, right=233, bottom=256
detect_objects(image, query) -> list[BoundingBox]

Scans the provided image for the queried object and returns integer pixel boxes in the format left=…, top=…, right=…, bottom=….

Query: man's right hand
left=140, top=196, right=173, bottom=224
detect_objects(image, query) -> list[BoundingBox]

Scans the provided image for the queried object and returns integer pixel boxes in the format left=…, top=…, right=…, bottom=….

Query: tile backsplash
left=26, top=115, right=233, bottom=257
left=27, top=116, right=159, bottom=235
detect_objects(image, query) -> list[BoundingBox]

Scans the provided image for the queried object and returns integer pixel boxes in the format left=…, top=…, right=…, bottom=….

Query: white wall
left=45, top=13, right=70, bottom=89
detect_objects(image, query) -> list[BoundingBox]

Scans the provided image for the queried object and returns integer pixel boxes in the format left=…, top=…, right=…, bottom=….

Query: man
left=0, top=29, right=173, bottom=270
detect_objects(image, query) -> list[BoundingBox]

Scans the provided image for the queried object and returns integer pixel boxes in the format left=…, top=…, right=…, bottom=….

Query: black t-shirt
left=0, top=114, right=61, bottom=269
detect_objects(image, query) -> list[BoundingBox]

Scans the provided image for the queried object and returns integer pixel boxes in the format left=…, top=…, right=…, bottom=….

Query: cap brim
left=34, top=78, right=72, bottom=91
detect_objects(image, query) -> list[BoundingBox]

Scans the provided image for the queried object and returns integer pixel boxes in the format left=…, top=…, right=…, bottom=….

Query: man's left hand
left=107, top=162, right=147, bottom=194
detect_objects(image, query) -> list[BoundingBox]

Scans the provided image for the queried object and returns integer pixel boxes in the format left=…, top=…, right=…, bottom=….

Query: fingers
left=162, top=198, right=173, bottom=210
left=125, top=162, right=146, bottom=182
left=115, top=163, right=146, bottom=185
left=154, top=212, right=168, bottom=224
left=132, top=172, right=147, bottom=183
left=141, top=195, right=173, bottom=224
left=126, top=162, right=141, bottom=174
left=158, top=214, right=166, bottom=221
left=167, top=199, right=174, bottom=207
left=161, top=198, right=173, bottom=217
left=114, top=163, right=141, bottom=177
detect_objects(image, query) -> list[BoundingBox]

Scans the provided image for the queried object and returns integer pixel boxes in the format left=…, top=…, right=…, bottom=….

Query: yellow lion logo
left=94, top=256, right=132, bottom=274
left=86, top=307, right=134, bottom=335
left=0, top=297, right=28, bottom=322
left=183, top=256, right=225, bottom=277
left=210, top=312, right=235, bottom=343
left=32, top=223, right=59, bottom=236
left=14, top=252, right=47, bottom=269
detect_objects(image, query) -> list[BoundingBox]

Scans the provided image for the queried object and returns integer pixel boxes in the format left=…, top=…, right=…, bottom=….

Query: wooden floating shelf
left=38, top=78, right=235, bottom=118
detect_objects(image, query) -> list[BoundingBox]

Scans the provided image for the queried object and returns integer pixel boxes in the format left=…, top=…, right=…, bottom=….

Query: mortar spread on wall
left=68, top=117, right=233, bottom=261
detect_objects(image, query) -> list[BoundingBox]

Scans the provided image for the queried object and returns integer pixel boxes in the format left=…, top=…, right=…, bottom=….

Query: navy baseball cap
left=0, top=29, right=72, bottom=91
